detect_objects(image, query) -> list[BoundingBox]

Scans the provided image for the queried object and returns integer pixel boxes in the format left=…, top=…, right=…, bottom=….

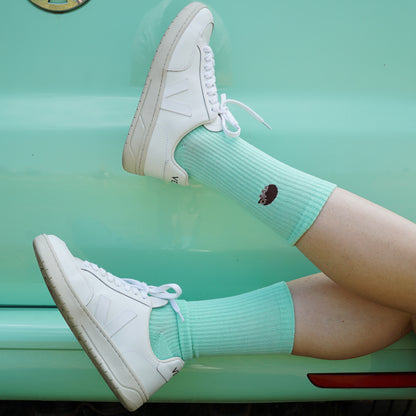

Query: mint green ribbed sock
left=174, top=127, right=336, bottom=245
left=149, top=281, right=295, bottom=361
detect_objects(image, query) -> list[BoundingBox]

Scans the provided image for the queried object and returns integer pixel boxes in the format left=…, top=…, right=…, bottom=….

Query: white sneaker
left=122, top=2, right=270, bottom=186
left=33, top=234, right=184, bottom=411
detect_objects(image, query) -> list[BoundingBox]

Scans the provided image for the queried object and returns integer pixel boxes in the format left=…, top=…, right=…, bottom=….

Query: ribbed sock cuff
left=175, top=127, right=336, bottom=245
left=176, top=281, right=295, bottom=360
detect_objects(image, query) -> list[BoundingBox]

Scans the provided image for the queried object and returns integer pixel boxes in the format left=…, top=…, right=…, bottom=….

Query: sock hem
left=274, top=282, right=295, bottom=354
left=176, top=300, right=193, bottom=361
left=288, top=182, right=337, bottom=245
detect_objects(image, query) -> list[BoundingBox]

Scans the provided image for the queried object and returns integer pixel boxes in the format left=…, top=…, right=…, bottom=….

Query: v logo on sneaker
left=94, top=294, right=137, bottom=338
left=161, top=78, right=192, bottom=117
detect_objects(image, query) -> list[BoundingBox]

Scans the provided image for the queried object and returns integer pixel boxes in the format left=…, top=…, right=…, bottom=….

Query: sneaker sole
left=122, top=1, right=207, bottom=176
left=33, top=235, right=146, bottom=411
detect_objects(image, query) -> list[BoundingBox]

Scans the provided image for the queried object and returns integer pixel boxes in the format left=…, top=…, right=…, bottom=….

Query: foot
left=33, top=234, right=184, bottom=411
left=122, top=2, right=270, bottom=186
left=122, top=2, right=217, bottom=185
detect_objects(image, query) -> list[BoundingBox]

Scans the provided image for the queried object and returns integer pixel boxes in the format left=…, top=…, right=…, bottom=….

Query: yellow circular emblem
left=29, top=0, right=90, bottom=13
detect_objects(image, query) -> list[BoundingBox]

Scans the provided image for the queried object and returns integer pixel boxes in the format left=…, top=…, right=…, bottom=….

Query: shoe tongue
left=204, top=115, right=222, bottom=132
left=151, top=297, right=169, bottom=308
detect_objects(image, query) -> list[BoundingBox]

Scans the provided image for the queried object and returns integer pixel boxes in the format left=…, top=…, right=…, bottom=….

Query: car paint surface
left=1, top=0, right=416, bottom=403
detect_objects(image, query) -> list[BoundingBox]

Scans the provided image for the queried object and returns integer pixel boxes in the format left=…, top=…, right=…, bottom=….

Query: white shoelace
left=203, top=45, right=271, bottom=138
left=83, top=261, right=184, bottom=321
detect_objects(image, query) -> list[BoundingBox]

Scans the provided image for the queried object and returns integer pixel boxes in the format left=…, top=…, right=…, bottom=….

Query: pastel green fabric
left=149, top=282, right=295, bottom=361
left=149, top=303, right=182, bottom=361
left=174, top=127, right=336, bottom=245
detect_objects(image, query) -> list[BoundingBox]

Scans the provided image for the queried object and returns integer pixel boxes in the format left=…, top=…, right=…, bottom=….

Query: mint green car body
left=1, top=0, right=416, bottom=404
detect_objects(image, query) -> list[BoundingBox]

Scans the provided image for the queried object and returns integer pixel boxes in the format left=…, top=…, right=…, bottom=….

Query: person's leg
left=122, top=0, right=416, bottom=316
left=174, top=129, right=416, bottom=314
left=174, top=128, right=335, bottom=244
left=150, top=280, right=295, bottom=361
left=289, top=273, right=412, bottom=359
left=296, top=188, right=416, bottom=314
left=33, top=234, right=413, bottom=411
left=150, top=271, right=411, bottom=362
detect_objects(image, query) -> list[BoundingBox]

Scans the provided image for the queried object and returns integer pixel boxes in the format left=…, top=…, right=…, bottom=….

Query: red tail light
left=308, top=372, right=416, bottom=388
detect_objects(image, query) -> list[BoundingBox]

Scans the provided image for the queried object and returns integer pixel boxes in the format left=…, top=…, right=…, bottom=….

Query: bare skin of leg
left=296, top=187, right=416, bottom=315
left=288, top=273, right=412, bottom=359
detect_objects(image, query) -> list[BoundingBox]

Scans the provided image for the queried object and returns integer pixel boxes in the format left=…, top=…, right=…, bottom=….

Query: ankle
left=149, top=303, right=183, bottom=360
